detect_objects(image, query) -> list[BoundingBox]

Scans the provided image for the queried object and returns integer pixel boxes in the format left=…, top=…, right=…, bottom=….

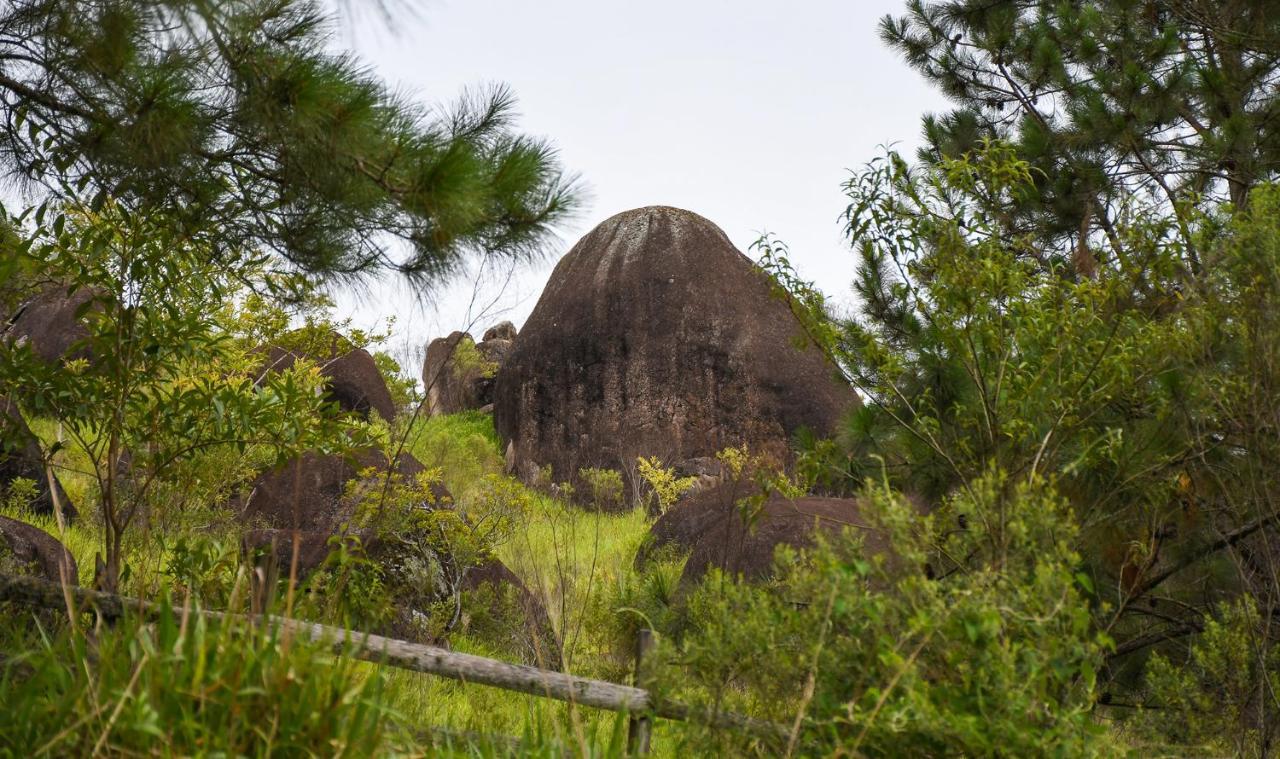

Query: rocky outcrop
left=0, top=395, right=76, bottom=521
left=422, top=323, right=517, bottom=415
left=638, top=482, right=922, bottom=587
left=494, top=206, right=858, bottom=504
left=258, top=331, right=397, bottom=423
left=0, top=515, right=77, bottom=583
left=460, top=558, right=559, bottom=667
left=1, top=285, right=92, bottom=522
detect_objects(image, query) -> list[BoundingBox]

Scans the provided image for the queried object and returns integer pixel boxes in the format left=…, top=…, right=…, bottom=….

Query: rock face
left=234, top=449, right=445, bottom=533
left=0, top=395, right=77, bottom=521
left=422, top=323, right=517, bottom=415
left=259, top=331, right=397, bottom=423
left=4, top=284, right=96, bottom=365
left=639, top=483, right=892, bottom=586
left=494, top=206, right=858, bottom=501
left=0, top=515, right=78, bottom=583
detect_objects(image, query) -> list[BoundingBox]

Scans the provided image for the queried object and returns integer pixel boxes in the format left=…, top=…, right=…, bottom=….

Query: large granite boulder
left=494, top=206, right=858, bottom=502
left=422, top=323, right=516, bottom=416
left=638, top=483, right=894, bottom=586
left=0, top=515, right=77, bottom=583
left=258, top=331, right=397, bottom=423
left=0, top=395, right=77, bottom=521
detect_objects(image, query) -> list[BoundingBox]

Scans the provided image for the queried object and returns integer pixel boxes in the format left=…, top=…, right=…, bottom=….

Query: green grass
left=500, top=496, right=653, bottom=677
left=391, top=411, right=684, bottom=752
left=402, top=409, right=505, bottom=502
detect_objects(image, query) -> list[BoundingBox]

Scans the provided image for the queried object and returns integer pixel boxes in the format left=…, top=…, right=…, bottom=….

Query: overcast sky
left=331, top=0, right=949, bottom=364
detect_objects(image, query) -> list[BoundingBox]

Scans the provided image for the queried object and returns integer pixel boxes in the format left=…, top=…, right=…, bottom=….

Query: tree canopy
left=882, top=0, right=1280, bottom=263
left=0, top=0, right=580, bottom=283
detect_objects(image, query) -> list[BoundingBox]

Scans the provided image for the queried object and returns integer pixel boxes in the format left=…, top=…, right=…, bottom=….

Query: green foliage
left=773, top=140, right=1197, bottom=572
left=452, top=335, right=500, bottom=379
left=598, top=549, right=688, bottom=680
left=300, top=535, right=395, bottom=632
left=161, top=536, right=241, bottom=607
left=0, top=202, right=357, bottom=592
left=0, top=477, right=39, bottom=513
left=883, top=0, right=1280, bottom=250
left=405, top=409, right=504, bottom=500
left=1140, top=596, right=1280, bottom=756
left=0, top=0, right=580, bottom=281
left=577, top=467, right=625, bottom=511
left=757, top=135, right=1280, bottom=752
left=635, top=456, right=697, bottom=515
left=372, top=349, right=417, bottom=411
left=500, top=488, right=652, bottom=674
left=0, top=600, right=401, bottom=755
left=664, top=472, right=1111, bottom=756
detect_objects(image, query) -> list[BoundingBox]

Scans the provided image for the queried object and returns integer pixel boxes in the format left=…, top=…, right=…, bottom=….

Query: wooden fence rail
left=0, top=573, right=787, bottom=744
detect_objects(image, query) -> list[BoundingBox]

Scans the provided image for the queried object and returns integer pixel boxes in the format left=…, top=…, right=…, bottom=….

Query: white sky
left=329, top=1, right=949, bottom=366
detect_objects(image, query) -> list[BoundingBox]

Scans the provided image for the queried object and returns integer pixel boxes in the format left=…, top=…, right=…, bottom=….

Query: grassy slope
left=394, top=411, right=680, bottom=754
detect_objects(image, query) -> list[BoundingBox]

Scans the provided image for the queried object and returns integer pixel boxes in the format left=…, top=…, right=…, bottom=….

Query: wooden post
left=627, top=628, right=655, bottom=756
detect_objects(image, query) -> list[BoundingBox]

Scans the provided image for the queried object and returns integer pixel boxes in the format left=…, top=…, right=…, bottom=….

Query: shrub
left=635, top=456, right=697, bottom=516
left=659, top=471, right=1114, bottom=756
left=1138, top=596, right=1280, bottom=756
left=578, top=467, right=625, bottom=512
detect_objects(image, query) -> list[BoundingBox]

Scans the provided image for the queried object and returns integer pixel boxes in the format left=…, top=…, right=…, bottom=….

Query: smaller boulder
left=233, top=449, right=445, bottom=533
left=482, top=321, right=517, bottom=342
left=0, top=395, right=77, bottom=521
left=241, top=528, right=358, bottom=579
left=422, top=332, right=473, bottom=415
left=422, top=324, right=516, bottom=415
left=639, top=483, right=896, bottom=586
left=239, top=528, right=556, bottom=665
left=5, top=284, right=96, bottom=365
left=258, top=331, right=397, bottom=423
left=462, top=558, right=560, bottom=668
left=0, top=515, right=77, bottom=584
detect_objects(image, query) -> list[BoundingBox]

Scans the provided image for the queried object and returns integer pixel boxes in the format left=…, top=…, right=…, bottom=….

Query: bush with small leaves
left=635, top=456, right=697, bottom=516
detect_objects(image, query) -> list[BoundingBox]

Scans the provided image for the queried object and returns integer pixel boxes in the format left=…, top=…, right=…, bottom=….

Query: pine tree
left=882, top=1, right=1280, bottom=264
left=0, top=0, right=580, bottom=282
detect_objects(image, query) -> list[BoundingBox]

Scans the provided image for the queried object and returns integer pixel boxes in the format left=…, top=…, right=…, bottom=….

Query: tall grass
left=0, top=595, right=402, bottom=755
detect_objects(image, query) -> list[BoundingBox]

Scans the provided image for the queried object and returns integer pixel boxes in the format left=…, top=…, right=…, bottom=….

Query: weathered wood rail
left=0, top=573, right=786, bottom=745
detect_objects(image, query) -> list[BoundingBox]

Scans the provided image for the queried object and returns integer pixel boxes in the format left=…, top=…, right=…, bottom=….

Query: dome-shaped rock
left=494, top=206, right=857, bottom=503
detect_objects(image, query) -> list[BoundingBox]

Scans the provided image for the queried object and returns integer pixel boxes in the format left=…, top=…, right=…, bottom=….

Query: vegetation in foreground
left=1, top=0, right=1279, bottom=756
